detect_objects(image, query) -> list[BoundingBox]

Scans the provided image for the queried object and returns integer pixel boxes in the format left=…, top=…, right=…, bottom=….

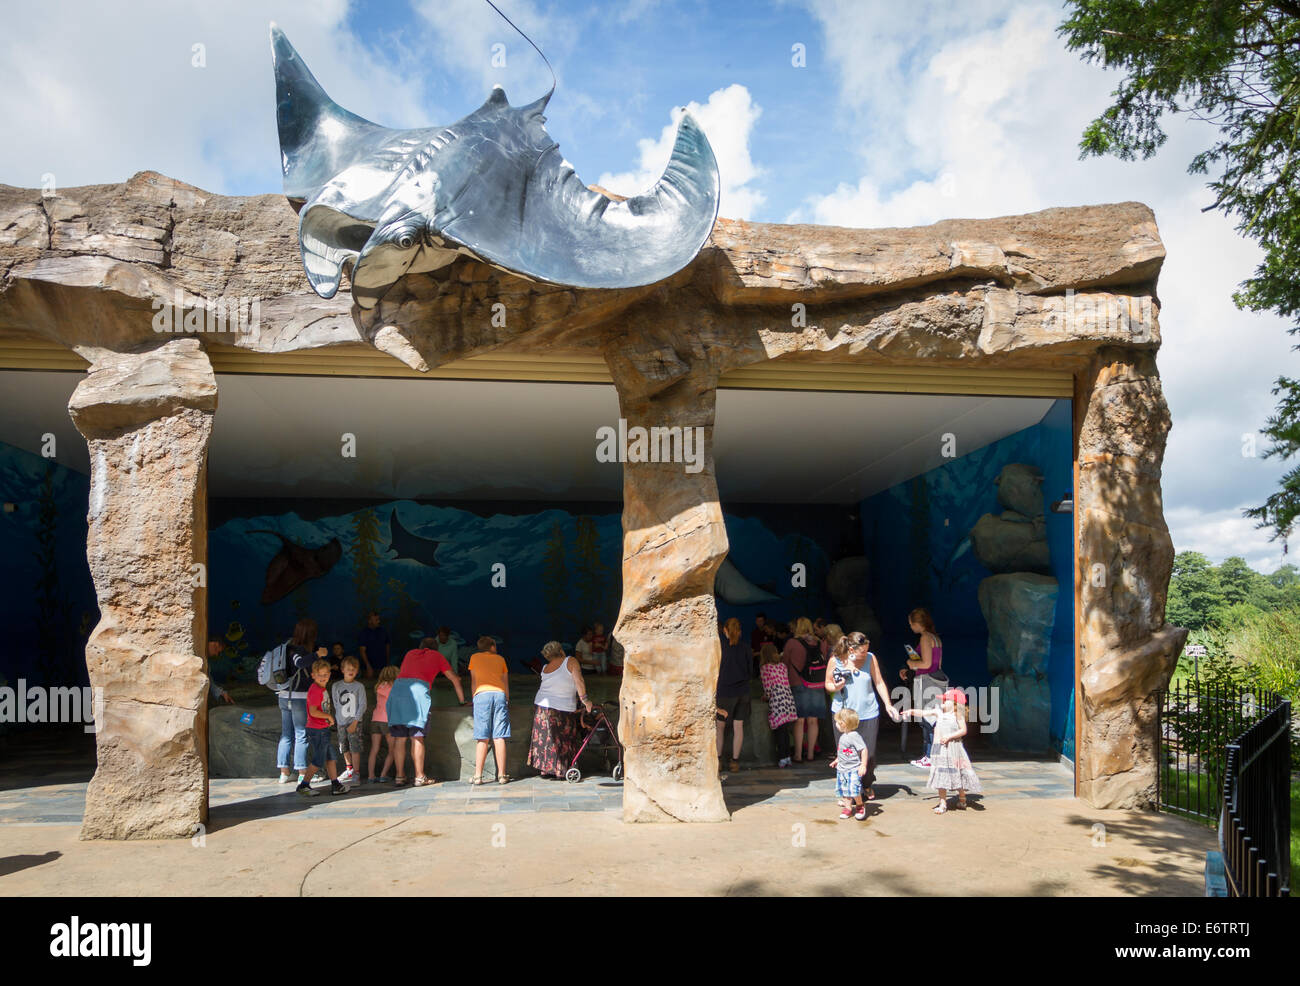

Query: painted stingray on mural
left=250, top=530, right=343, bottom=604
left=269, top=9, right=720, bottom=310
left=388, top=510, right=441, bottom=567
left=714, top=558, right=779, bottom=606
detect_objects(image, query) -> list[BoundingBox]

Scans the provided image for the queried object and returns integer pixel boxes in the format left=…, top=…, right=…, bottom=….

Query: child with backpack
left=331, top=656, right=367, bottom=783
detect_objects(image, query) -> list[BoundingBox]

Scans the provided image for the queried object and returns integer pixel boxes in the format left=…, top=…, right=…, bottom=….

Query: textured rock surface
left=970, top=512, right=1051, bottom=574
left=0, top=173, right=1182, bottom=825
left=989, top=672, right=1052, bottom=752
left=825, top=555, right=881, bottom=642
left=605, top=320, right=729, bottom=822
left=68, top=337, right=214, bottom=839
left=996, top=462, right=1046, bottom=517
left=1075, top=349, right=1187, bottom=808
left=979, top=573, right=1060, bottom=676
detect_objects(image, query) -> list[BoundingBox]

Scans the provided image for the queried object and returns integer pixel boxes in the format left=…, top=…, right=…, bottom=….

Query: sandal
left=957, top=794, right=967, bottom=809
left=497, top=774, right=511, bottom=785
left=413, top=776, right=435, bottom=787
left=469, top=775, right=484, bottom=785
left=933, top=800, right=948, bottom=814
left=394, top=776, right=409, bottom=787
left=865, top=787, right=876, bottom=801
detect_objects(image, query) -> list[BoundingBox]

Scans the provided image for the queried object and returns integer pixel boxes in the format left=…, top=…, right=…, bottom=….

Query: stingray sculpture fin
left=270, top=22, right=720, bottom=309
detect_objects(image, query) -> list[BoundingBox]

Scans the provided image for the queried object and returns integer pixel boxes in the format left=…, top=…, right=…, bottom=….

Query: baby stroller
left=565, top=700, right=624, bottom=783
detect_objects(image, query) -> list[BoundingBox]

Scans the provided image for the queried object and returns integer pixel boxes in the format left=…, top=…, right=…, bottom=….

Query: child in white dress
left=899, top=688, right=981, bottom=813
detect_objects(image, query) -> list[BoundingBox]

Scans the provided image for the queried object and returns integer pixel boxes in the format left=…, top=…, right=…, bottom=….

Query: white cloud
left=0, top=1, right=433, bottom=193
left=1165, top=504, right=1288, bottom=573
left=596, top=83, right=765, bottom=219
left=799, top=0, right=1299, bottom=571
left=411, top=0, right=577, bottom=108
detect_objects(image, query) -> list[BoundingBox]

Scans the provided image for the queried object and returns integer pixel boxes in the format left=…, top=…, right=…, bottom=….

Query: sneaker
left=910, top=756, right=931, bottom=769
left=839, top=807, right=852, bottom=819
left=277, top=773, right=295, bottom=784
left=331, top=780, right=352, bottom=796
left=297, top=772, right=308, bottom=785
left=296, top=782, right=319, bottom=798
left=777, top=757, right=791, bottom=768
left=338, top=767, right=356, bottom=783
left=854, top=805, right=867, bottom=821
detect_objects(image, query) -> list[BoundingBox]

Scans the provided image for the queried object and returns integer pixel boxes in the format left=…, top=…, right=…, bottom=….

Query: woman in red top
left=385, top=637, right=466, bottom=786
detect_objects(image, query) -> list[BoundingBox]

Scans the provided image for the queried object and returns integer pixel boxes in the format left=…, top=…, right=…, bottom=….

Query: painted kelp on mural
left=208, top=501, right=834, bottom=679
left=0, top=440, right=97, bottom=688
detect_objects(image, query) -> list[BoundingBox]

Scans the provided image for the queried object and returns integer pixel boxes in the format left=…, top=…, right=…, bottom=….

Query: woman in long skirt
left=527, top=641, right=593, bottom=777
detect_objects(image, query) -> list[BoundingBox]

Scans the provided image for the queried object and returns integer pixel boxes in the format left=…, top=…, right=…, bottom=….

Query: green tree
left=1216, top=555, right=1266, bottom=606
left=1057, top=2, right=1300, bottom=540
left=1167, top=551, right=1226, bottom=630
left=1267, top=562, right=1300, bottom=589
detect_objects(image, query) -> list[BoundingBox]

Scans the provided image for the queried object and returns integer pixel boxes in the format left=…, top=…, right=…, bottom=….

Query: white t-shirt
left=575, top=639, right=594, bottom=665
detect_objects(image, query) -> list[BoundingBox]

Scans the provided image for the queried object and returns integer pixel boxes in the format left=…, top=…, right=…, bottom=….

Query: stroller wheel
left=565, top=767, right=581, bottom=784
left=612, top=764, right=623, bottom=782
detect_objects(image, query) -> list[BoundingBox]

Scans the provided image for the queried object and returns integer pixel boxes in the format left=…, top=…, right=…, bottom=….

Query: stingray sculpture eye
left=396, top=231, right=416, bottom=251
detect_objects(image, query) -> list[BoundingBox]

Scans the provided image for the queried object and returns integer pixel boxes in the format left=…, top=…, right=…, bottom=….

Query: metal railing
left=1221, top=697, right=1292, bottom=897
left=1157, top=679, right=1267, bottom=824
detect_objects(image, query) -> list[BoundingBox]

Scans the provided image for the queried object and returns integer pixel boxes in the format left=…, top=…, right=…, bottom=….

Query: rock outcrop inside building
left=974, top=464, right=1057, bottom=754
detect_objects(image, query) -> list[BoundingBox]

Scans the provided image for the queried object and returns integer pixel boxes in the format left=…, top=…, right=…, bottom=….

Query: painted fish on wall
left=251, top=530, right=343, bottom=604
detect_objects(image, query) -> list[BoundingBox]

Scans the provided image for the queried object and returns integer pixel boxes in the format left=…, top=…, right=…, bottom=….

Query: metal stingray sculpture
left=270, top=20, right=721, bottom=310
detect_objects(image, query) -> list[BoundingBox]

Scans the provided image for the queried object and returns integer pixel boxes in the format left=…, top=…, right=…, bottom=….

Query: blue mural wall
left=0, top=440, right=97, bottom=689
left=859, top=400, right=1076, bottom=758
left=207, top=500, right=844, bottom=681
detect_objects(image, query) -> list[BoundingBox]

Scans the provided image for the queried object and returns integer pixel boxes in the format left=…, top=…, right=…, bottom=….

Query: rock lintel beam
left=2, top=172, right=1163, bottom=372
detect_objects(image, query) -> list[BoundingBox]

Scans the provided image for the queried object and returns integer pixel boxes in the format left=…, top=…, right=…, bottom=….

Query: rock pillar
left=1074, top=347, right=1187, bottom=808
left=68, top=338, right=217, bottom=839
left=605, top=325, right=730, bottom=822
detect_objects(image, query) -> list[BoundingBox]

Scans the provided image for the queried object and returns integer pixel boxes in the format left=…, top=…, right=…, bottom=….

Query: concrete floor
left=0, top=756, right=1215, bottom=896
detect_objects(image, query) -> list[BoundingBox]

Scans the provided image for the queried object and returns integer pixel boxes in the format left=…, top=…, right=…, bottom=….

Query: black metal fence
left=1157, top=679, right=1268, bottom=824
left=1221, top=697, right=1292, bottom=897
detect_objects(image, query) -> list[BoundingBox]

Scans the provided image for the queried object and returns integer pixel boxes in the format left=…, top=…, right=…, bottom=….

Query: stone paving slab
left=0, top=760, right=1073, bottom=825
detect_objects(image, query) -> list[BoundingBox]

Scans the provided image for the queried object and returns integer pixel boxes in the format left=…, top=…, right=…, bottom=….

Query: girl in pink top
left=368, top=665, right=399, bottom=782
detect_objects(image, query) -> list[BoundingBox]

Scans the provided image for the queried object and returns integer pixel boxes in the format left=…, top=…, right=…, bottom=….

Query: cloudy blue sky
left=1, top=0, right=1292, bottom=571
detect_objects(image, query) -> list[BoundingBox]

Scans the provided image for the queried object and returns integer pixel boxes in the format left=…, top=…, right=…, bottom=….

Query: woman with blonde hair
left=527, top=641, right=593, bottom=778
left=783, top=616, right=828, bottom=763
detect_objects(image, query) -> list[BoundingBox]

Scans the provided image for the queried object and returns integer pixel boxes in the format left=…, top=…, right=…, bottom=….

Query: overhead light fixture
left=1050, top=493, right=1073, bottom=514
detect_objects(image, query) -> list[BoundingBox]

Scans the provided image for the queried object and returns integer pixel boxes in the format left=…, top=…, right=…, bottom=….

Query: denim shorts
left=473, top=691, right=511, bottom=740
left=387, top=724, right=424, bottom=739
left=795, top=685, right=826, bottom=719
left=306, top=726, right=337, bottom=769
